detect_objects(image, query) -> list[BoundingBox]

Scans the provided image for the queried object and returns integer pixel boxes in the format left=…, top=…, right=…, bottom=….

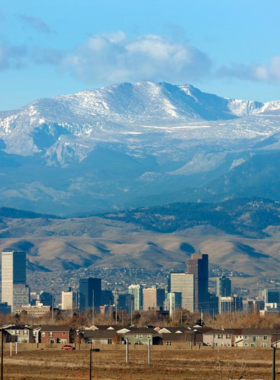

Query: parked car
left=62, top=345, right=75, bottom=350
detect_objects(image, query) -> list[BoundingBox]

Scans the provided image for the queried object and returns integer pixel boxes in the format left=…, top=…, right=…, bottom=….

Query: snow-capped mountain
left=1, top=81, right=280, bottom=215
left=1, top=81, right=280, bottom=158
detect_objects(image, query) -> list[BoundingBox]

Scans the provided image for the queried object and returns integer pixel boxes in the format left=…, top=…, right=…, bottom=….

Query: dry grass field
left=1, top=346, right=279, bottom=380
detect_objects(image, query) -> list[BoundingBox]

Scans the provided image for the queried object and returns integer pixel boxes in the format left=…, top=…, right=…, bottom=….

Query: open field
left=1, top=346, right=279, bottom=380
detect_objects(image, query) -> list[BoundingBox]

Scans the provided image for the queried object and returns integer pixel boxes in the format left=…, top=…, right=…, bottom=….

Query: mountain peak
left=0, top=81, right=280, bottom=159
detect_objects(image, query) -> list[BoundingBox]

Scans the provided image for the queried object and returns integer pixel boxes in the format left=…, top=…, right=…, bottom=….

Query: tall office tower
left=169, top=272, right=195, bottom=312
left=100, top=290, right=114, bottom=306
left=13, top=284, right=30, bottom=311
left=1, top=249, right=29, bottom=312
left=39, top=291, right=53, bottom=307
left=62, top=288, right=77, bottom=310
left=143, top=287, right=165, bottom=311
left=187, top=253, right=209, bottom=311
left=128, top=284, right=143, bottom=310
left=263, top=289, right=280, bottom=304
left=79, top=278, right=101, bottom=311
left=118, top=294, right=134, bottom=314
left=216, top=275, right=231, bottom=297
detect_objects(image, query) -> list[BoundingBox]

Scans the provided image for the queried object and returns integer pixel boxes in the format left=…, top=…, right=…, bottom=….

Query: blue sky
left=0, top=0, right=280, bottom=110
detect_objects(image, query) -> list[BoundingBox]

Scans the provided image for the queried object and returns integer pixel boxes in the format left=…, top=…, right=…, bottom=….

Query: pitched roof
left=83, top=330, right=117, bottom=339
left=2, top=325, right=32, bottom=331
left=124, top=329, right=159, bottom=336
left=40, top=325, right=70, bottom=332
left=203, top=329, right=232, bottom=335
left=161, top=333, right=194, bottom=342
left=242, top=328, right=277, bottom=335
left=88, top=324, right=126, bottom=331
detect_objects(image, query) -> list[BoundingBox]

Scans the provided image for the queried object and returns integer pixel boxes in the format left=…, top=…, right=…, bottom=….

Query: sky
left=0, top=0, right=280, bottom=110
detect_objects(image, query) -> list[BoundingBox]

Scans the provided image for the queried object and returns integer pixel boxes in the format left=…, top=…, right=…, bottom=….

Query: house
left=203, top=329, right=233, bottom=347
left=238, top=329, right=274, bottom=348
left=1, top=325, right=34, bottom=343
left=124, top=329, right=163, bottom=345
left=160, top=331, right=197, bottom=346
left=81, top=330, right=119, bottom=344
left=40, top=326, right=71, bottom=344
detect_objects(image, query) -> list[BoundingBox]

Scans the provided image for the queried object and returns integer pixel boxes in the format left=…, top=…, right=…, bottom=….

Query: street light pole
left=1, top=329, right=4, bottom=380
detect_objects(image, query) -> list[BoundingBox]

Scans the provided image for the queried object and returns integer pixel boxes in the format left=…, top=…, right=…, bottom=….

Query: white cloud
left=2, top=29, right=279, bottom=88
left=60, top=32, right=212, bottom=84
left=218, top=55, right=280, bottom=84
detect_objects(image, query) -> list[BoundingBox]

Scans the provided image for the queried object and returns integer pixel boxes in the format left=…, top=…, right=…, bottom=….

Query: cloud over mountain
left=218, top=55, right=280, bottom=85
left=60, top=32, right=213, bottom=84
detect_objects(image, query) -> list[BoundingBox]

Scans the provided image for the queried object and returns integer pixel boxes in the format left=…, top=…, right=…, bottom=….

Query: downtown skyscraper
left=1, top=249, right=29, bottom=312
left=169, top=272, right=195, bottom=312
left=79, top=278, right=101, bottom=311
left=186, top=253, right=209, bottom=312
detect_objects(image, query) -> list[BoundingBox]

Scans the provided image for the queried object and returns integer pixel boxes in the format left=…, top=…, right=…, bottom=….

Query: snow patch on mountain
left=1, top=81, right=280, bottom=162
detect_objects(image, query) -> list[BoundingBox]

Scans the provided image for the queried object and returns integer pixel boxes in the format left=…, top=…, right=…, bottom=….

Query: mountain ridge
left=1, top=82, right=280, bottom=214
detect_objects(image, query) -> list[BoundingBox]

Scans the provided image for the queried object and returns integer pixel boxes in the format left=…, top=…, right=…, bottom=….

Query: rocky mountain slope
left=1, top=82, right=280, bottom=214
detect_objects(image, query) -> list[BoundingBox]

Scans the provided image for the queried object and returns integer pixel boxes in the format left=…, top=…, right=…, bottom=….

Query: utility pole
left=200, top=309, right=203, bottom=325
left=89, top=348, right=92, bottom=380
left=148, top=338, right=151, bottom=365
left=52, top=293, right=55, bottom=322
left=92, top=291, right=95, bottom=325
left=126, top=339, right=129, bottom=363
left=272, top=346, right=276, bottom=380
left=130, top=299, right=133, bottom=326
left=180, top=308, right=182, bottom=326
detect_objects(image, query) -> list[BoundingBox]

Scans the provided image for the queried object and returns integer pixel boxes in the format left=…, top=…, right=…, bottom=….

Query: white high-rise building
left=128, top=284, right=143, bottom=310
left=1, top=250, right=29, bottom=312
left=61, top=289, right=77, bottom=310
left=169, top=272, right=195, bottom=312
left=167, top=292, right=182, bottom=317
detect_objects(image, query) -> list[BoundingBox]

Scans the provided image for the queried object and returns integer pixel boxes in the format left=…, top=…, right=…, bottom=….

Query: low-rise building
left=124, top=329, right=162, bottom=345
left=16, top=303, right=51, bottom=318
left=239, top=329, right=273, bottom=348
left=2, top=325, right=34, bottom=343
left=81, top=330, right=119, bottom=344
left=203, top=329, right=233, bottom=347
left=40, top=326, right=70, bottom=344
